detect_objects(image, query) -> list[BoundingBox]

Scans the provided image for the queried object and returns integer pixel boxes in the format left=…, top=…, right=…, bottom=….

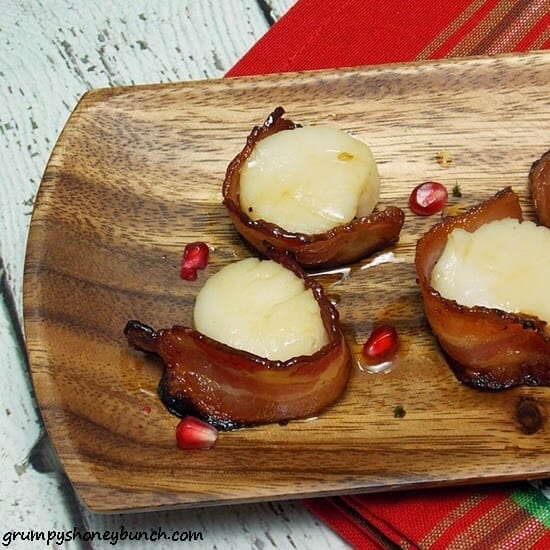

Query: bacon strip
left=529, top=148, right=550, bottom=228
left=415, top=187, right=550, bottom=389
left=125, top=252, right=351, bottom=429
left=222, top=107, right=405, bottom=269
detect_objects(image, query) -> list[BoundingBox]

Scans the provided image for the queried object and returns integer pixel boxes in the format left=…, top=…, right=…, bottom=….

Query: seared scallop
left=415, top=187, right=550, bottom=389
left=222, top=107, right=404, bottom=269
left=125, top=251, right=351, bottom=428
left=431, top=217, right=550, bottom=323
left=239, top=125, right=380, bottom=235
left=194, top=257, right=328, bottom=361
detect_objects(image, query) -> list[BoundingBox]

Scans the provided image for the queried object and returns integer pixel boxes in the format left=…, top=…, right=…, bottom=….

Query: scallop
left=415, top=187, right=550, bottom=389
left=194, top=257, right=328, bottom=361
left=239, top=126, right=380, bottom=235
left=222, top=108, right=405, bottom=269
left=431, top=218, right=550, bottom=323
left=125, top=251, right=351, bottom=428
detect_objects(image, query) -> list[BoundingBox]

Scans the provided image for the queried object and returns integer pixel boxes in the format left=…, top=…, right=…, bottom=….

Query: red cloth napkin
left=227, top=1, right=550, bottom=548
left=228, top=0, right=550, bottom=76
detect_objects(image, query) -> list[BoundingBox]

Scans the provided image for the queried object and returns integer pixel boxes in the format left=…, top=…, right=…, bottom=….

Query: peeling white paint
left=1, top=0, right=347, bottom=548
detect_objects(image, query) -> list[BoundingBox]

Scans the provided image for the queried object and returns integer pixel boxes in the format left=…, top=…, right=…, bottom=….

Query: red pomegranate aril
left=409, top=181, right=448, bottom=216
left=180, top=266, right=199, bottom=281
left=176, top=416, right=218, bottom=450
left=362, top=325, right=399, bottom=362
left=180, top=241, right=209, bottom=280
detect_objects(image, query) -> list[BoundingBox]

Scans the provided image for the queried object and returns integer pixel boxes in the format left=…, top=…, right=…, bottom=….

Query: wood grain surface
left=24, top=51, right=550, bottom=513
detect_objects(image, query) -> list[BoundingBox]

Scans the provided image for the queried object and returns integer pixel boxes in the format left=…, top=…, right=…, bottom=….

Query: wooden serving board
left=24, top=51, right=550, bottom=513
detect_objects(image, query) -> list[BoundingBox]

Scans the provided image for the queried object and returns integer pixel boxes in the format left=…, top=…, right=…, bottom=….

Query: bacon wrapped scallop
left=415, top=187, right=550, bottom=389
left=125, top=251, right=351, bottom=429
left=222, top=107, right=404, bottom=269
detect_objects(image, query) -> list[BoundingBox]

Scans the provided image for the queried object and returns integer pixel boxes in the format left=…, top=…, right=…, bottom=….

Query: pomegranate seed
left=409, top=181, right=448, bottom=216
left=180, top=242, right=209, bottom=280
left=176, top=416, right=218, bottom=450
left=362, top=325, right=399, bottom=362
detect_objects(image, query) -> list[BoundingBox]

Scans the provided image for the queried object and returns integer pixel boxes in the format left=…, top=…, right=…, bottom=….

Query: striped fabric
left=227, top=0, right=550, bottom=76
left=417, top=0, right=550, bottom=58
left=227, top=1, right=549, bottom=547
left=303, top=483, right=550, bottom=549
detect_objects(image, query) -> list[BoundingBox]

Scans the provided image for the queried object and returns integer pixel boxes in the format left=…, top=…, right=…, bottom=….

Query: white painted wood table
left=0, top=1, right=349, bottom=548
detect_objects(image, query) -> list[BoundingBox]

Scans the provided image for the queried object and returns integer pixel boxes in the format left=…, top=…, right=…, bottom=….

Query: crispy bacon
left=415, top=187, right=550, bottom=389
left=529, top=148, right=550, bottom=227
left=222, top=107, right=405, bottom=269
left=125, top=252, right=351, bottom=429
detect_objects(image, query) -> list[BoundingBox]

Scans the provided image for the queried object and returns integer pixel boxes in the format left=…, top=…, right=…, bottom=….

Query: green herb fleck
left=452, top=182, right=462, bottom=198
left=393, top=404, right=406, bottom=418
